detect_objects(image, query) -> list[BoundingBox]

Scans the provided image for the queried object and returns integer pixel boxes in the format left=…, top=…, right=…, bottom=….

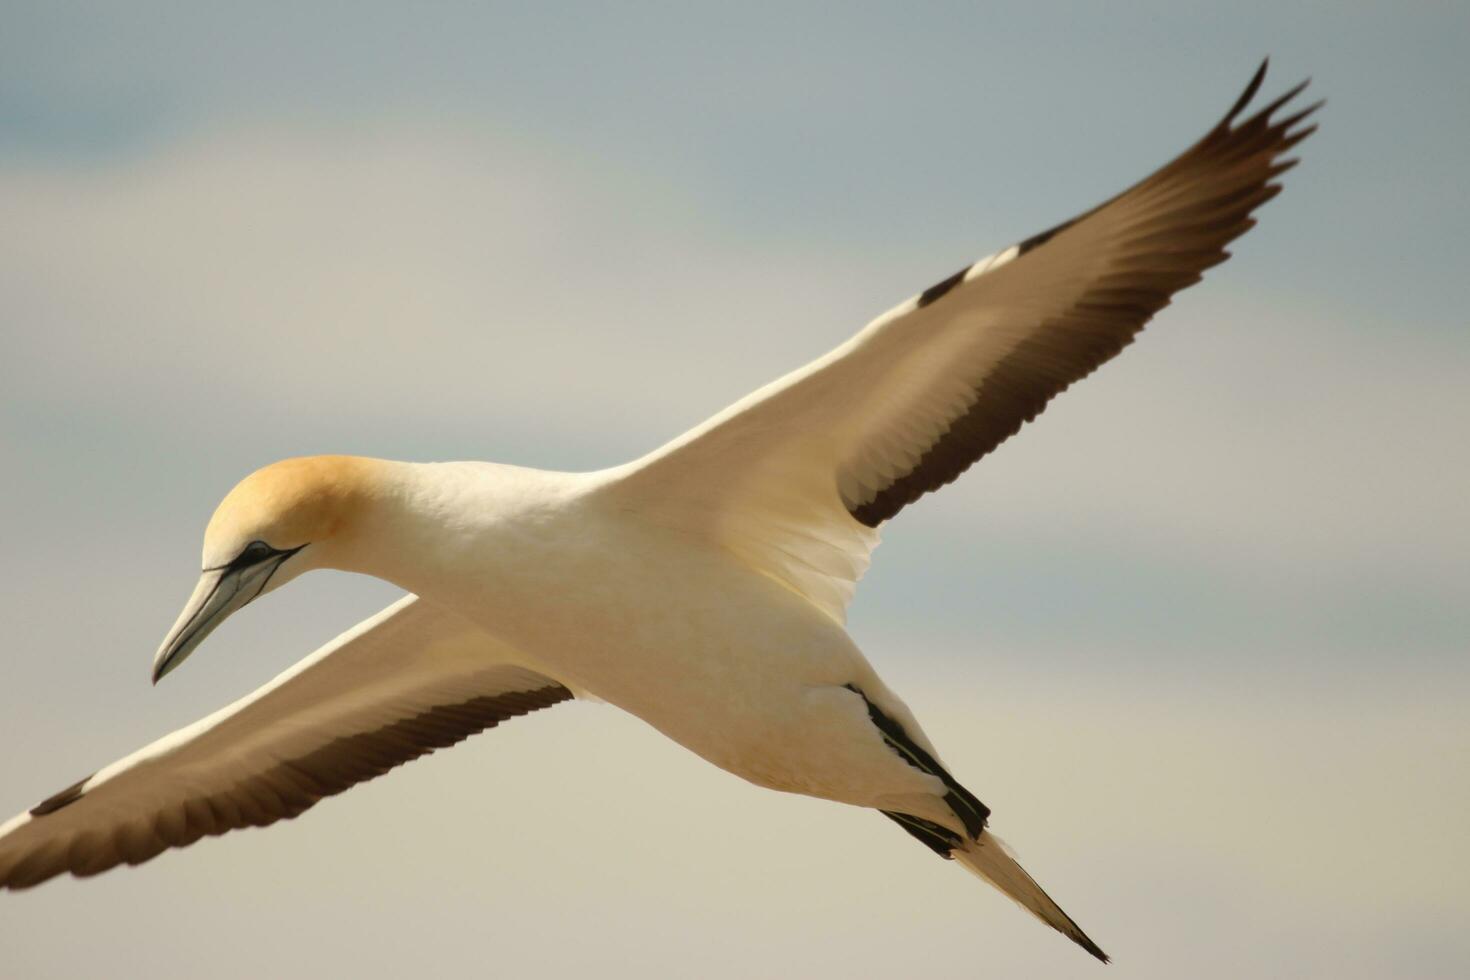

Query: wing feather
left=609, top=61, right=1317, bottom=621
left=0, top=595, right=570, bottom=889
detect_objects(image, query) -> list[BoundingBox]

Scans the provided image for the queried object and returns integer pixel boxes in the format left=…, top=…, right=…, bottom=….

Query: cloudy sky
left=2, top=3, right=1467, bottom=977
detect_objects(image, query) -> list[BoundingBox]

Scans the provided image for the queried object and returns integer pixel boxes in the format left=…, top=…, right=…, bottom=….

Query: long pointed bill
left=152, top=559, right=282, bottom=684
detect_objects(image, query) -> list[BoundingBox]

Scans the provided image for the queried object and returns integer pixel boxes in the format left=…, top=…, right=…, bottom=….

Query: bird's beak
left=152, top=556, right=288, bottom=684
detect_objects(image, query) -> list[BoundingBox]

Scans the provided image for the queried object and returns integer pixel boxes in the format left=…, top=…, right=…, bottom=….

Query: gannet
left=0, top=63, right=1316, bottom=963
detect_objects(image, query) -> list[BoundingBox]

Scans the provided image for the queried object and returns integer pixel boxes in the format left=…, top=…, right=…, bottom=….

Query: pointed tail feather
left=954, top=831, right=1109, bottom=963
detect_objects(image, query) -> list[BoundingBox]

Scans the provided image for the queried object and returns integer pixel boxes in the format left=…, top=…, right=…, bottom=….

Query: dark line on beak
left=244, top=553, right=290, bottom=607
left=240, top=543, right=306, bottom=608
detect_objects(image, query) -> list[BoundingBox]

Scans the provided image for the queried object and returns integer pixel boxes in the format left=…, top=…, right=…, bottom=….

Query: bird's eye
left=231, top=541, right=276, bottom=569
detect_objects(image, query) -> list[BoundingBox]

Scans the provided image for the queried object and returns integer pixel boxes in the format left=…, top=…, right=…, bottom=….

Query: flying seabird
left=0, top=62, right=1317, bottom=963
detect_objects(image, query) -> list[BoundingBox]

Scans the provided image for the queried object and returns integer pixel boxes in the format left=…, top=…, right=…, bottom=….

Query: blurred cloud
left=0, top=120, right=869, bottom=451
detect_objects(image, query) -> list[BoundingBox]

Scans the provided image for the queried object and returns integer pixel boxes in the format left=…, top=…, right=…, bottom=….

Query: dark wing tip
left=1224, top=58, right=1271, bottom=124
left=1021, top=62, right=1316, bottom=270
left=1228, top=73, right=1319, bottom=140
left=1280, top=100, right=1326, bottom=135
left=1220, top=59, right=1319, bottom=139
left=1252, top=77, right=1313, bottom=126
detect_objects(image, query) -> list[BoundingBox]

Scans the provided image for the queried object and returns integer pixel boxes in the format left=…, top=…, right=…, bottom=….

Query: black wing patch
left=29, top=777, right=90, bottom=817
left=916, top=265, right=971, bottom=308
left=846, top=684, right=990, bottom=841
left=882, top=810, right=964, bottom=858
left=1015, top=215, right=1077, bottom=256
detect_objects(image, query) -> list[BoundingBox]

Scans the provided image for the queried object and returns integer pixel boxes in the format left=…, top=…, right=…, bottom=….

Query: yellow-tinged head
left=154, top=455, right=389, bottom=683
left=202, top=455, right=382, bottom=567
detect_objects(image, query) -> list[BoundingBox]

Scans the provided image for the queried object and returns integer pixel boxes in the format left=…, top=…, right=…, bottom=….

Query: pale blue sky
left=2, top=4, right=1467, bottom=978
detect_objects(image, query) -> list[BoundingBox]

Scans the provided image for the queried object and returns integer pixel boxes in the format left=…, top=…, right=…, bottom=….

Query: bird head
left=152, top=455, right=382, bottom=683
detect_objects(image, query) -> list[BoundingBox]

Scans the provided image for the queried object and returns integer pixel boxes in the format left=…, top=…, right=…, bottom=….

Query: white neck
left=327, top=459, right=608, bottom=625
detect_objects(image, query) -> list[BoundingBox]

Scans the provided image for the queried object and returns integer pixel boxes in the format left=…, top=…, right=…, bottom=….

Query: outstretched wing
left=611, top=61, right=1318, bottom=622
left=0, top=595, right=571, bottom=889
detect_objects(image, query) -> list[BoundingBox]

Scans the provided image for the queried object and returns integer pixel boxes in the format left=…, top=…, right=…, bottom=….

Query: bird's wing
left=0, top=595, right=571, bottom=889
left=610, top=62, right=1317, bottom=622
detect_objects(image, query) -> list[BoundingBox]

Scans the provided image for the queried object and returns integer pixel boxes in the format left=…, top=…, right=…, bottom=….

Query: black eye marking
left=205, top=540, right=305, bottom=573
left=219, top=540, right=277, bottom=573
left=233, top=541, right=276, bottom=568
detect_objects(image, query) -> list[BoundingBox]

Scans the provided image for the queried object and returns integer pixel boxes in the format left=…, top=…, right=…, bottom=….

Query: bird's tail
left=954, top=831, right=1109, bottom=963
